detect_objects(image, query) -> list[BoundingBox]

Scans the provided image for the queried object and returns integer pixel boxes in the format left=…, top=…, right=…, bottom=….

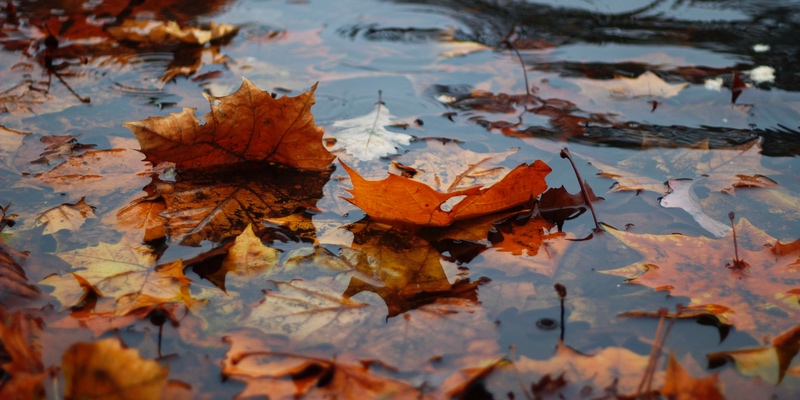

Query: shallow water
left=2, top=0, right=800, bottom=398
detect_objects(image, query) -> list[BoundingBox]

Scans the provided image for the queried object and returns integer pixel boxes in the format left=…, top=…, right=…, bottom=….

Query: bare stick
left=560, top=148, right=601, bottom=232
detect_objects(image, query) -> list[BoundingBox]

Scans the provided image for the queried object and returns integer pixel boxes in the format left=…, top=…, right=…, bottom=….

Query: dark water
left=1, top=0, right=800, bottom=398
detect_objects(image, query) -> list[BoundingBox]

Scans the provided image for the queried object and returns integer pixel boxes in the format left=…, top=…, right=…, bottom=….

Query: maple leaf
left=144, top=162, right=331, bottom=245
left=386, top=139, right=520, bottom=192
left=602, top=219, right=800, bottom=337
left=707, top=323, right=800, bottom=385
left=328, top=103, right=412, bottom=161
left=660, top=179, right=732, bottom=238
left=125, top=79, right=334, bottom=171
left=29, top=147, right=152, bottom=203
left=112, top=196, right=167, bottom=243
left=107, top=20, right=239, bottom=45
left=341, top=159, right=551, bottom=227
left=62, top=338, right=169, bottom=399
left=43, top=240, right=193, bottom=315
left=662, top=352, right=724, bottom=400
left=589, top=137, right=778, bottom=194
left=221, top=333, right=433, bottom=399
left=574, top=71, right=687, bottom=100
left=34, top=197, right=96, bottom=234
left=424, top=211, right=568, bottom=277
left=480, top=342, right=661, bottom=398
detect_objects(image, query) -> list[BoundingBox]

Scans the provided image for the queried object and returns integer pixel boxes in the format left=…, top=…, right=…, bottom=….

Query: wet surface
left=1, top=0, right=800, bottom=398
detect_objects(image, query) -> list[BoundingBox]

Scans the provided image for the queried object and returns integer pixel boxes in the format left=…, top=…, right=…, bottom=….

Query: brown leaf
left=0, top=243, right=43, bottom=308
left=220, top=223, right=281, bottom=286
left=662, top=352, right=725, bottom=400
left=341, top=160, right=551, bottom=227
left=221, top=333, right=433, bottom=400
left=14, top=134, right=96, bottom=176
left=589, top=137, right=778, bottom=194
left=603, top=219, right=800, bottom=337
left=707, top=324, right=800, bottom=385
left=0, top=310, right=46, bottom=400
left=149, top=162, right=331, bottom=245
left=107, top=20, right=238, bottom=45
left=481, top=342, right=660, bottom=398
left=341, top=221, right=485, bottom=316
left=574, top=71, right=688, bottom=100
left=34, top=197, right=96, bottom=234
left=125, top=79, right=334, bottom=171
left=62, top=338, right=169, bottom=400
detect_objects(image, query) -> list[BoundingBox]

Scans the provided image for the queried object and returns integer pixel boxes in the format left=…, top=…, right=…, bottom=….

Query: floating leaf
left=125, top=79, right=334, bottom=171
left=328, top=103, right=412, bottom=161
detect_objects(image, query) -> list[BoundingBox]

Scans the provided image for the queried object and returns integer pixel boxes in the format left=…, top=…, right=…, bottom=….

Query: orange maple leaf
left=341, top=160, right=551, bottom=227
left=125, top=79, right=334, bottom=171
left=603, top=219, right=800, bottom=337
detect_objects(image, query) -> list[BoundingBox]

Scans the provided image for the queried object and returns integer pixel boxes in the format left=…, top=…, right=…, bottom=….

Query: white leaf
left=329, top=104, right=412, bottom=161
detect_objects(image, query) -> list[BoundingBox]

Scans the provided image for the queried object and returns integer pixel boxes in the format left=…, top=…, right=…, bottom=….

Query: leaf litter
left=1, top=2, right=800, bottom=399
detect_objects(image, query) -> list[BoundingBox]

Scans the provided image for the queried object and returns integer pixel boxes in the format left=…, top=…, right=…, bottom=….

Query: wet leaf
left=603, top=219, right=800, bottom=337
left=341, top=159, right=551, bottom=227
left=481, top=342, right=660, bottom=398
left=222, top=333, right=432, bottom=399
left=662, top=352, right=725, bottom=400
left=62, top=338, right=168, bottom=400
left=341, top=221, right=485, bottom=316
left=590, top=137, right=778, bottom=194
left=34, top=197, right=96, bottom=234
left=574, top=71, right=687, bottom=100
left=0, top=310, right=46, bottom=400
left=108, top=20, right=238, bottom=45
left=43, top=240, right=193, bottom=314
left=0, top=125, right=30, bottom=176
left=707, top=324, right=800, bottom=385
left=125, top=79, right=334, bottom=171
left=220, top=223, right=281, bottom=285
left=0, top=243, right=43, bottom=308
left=328, top=103, right=412, bottom=161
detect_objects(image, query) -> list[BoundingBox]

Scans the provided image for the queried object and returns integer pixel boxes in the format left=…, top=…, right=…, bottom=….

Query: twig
left=560, top=148, right=602, bottom=232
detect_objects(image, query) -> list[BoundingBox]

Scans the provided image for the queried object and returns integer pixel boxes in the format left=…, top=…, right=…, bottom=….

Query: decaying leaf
left=112, top=196, right=167, bottom=243
left=574, top=71, right=687, bottom=100
left=590, top=137, right=778, bottom=194
left=125, top=79, right=334, bottom=171
left=660, top=179, right=732, bottom=238
left=328, top=103, right=412, bottom=161
left=341, top=159, right=550, bottom=227
left=662, top=352, right=725, bottom=400
left=13, top=134, right=96, bottom=176
left=108, top=20, right=238, bottom=45
left=603, top=219, right=800, bottom=337
left=35, top=197, right=96, bottom=234
left=481, top=342, right=661, bottom=398
left=221, top=333, right=432, bottom=399
left=30, top=148, right=152, bottom=203
left=707, top=324, right=800, bottom=385
left=62, top=338, right=169, bottom=400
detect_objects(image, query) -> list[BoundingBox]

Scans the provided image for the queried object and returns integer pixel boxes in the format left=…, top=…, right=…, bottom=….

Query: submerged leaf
left=603, top=219, right=800, bottom=337
left=62, top=338, right=168, bottom=400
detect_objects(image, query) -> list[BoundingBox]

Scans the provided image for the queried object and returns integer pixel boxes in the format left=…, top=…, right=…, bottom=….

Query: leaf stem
left=560, top=148, right=602, bottom=232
